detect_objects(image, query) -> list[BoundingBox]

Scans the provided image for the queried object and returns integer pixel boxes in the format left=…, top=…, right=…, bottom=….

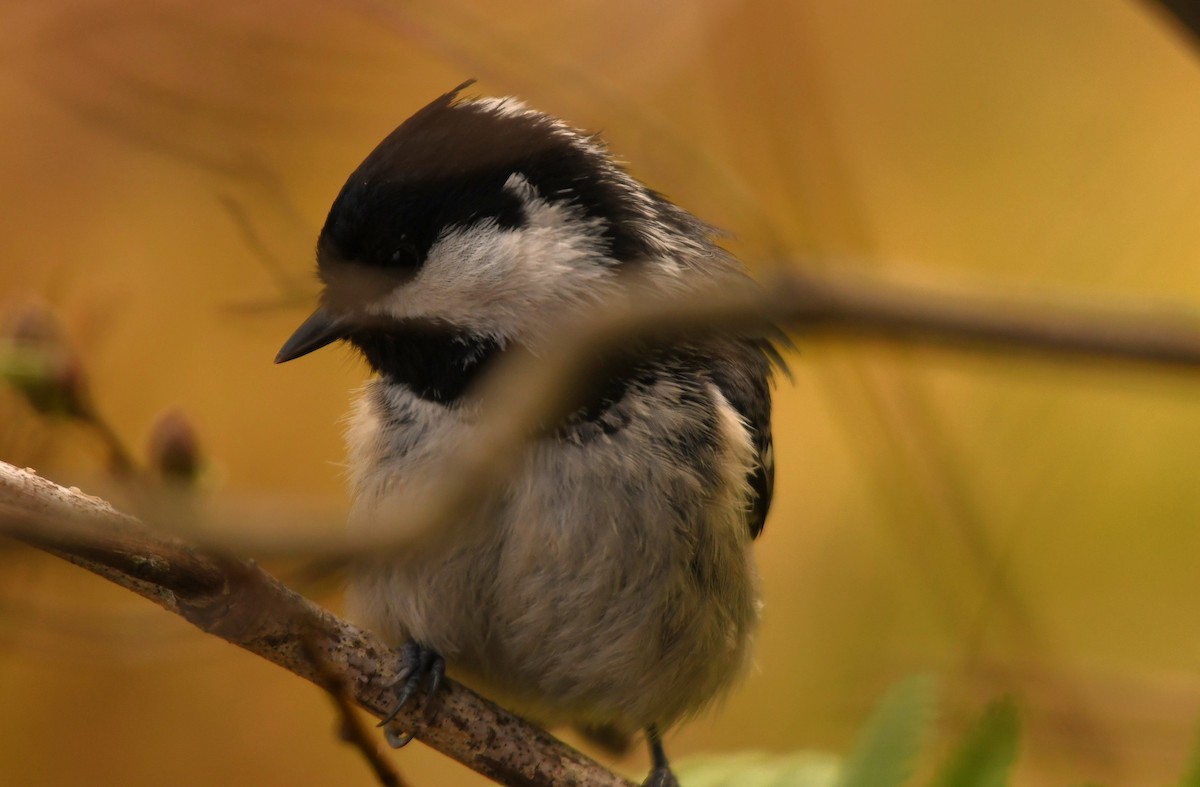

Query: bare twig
left=10, top=269, right=1200, bottom=564
left=299, top=631, right=409, bottom=787
left=82, top=407, right=139, bottom=477
left=6, top=266, right=1200, bottom=580
left=1146, top=0, right=1200, bottom=46
left=4, top=268, right=1200, bottom=782
left=243, top=268, right=1200, bottom=564
left=0, top=462, right=635, bottom=787
left=1, top=303, right=140, bottom=476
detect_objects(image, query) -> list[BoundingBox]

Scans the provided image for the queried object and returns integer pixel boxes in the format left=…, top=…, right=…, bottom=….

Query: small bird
left=276, top=81, right=778, bottom=787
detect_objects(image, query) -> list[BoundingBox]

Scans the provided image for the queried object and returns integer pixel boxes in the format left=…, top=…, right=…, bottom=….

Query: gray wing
left=560, top=338, right=779, bottom=539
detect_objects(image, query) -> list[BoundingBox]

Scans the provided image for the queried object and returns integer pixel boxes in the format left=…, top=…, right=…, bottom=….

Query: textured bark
left=0, top=461, right=635, bottom=787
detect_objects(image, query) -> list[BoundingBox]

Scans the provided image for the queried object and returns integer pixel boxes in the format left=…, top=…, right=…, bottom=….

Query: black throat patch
left=349, top=322, right=502, bottom=404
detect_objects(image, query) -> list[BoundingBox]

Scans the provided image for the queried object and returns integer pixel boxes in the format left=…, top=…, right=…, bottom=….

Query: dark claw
left=425, top=652, right=445, bottom=709
left=377, top=640, right=445, bottom=735
left=383, top=728, right=414, bottom=749
left=642, top=769, right=680, bottom=787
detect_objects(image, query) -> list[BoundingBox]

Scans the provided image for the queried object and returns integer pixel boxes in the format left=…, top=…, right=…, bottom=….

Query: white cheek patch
left=372, top=174, right=619, bottom=341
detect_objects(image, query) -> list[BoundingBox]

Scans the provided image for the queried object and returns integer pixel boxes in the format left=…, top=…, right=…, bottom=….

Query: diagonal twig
left=4, top=267, right=1200, bottom=782
left=299, top=630, right=410, bottom=787
left=233, top=268, right=1200, bottom=564
left=0, top=461, right=635, bottom=787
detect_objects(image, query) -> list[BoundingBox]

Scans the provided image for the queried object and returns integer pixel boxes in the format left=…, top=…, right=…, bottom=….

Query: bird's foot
left=377, top=639, right=445, bottom=748
left=642, top=724, right=680, bottom=787
left=642, top=766, right=681, bottom=787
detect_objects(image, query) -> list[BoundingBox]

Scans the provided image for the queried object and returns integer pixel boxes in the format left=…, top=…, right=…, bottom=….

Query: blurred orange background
left=3, top=1, right=1200, bottom=785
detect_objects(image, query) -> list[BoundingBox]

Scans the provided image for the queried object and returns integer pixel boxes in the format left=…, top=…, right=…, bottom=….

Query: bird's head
left=276, top=82, right=715, bottom=401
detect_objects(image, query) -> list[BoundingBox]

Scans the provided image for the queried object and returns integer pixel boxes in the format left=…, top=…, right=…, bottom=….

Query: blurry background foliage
left=2, top=1, right=1200, bottom=785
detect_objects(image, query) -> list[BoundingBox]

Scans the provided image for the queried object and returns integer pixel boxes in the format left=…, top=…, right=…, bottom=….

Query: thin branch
left=1145, top=0, right=1200, bottom=46
left=299, top=631, right=409, bottom=787
left=4, top=269, right=1200, bottom=782
left=0, top=461, right=635, bottom=787
left=188, top=268, right=1200, bottom=563
left=769, top=269, right=1200, bottom=366
left=216, top=194, right=298, bottom=296
left=80, top=405, right=139, bottom=477
left=11, top=268, right=1200, bottom=564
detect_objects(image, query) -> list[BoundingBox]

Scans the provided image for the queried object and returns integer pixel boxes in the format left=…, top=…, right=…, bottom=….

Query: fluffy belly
left=347, top=467, right=759, bottom=734
left=343, top=378, right=762, bottom=733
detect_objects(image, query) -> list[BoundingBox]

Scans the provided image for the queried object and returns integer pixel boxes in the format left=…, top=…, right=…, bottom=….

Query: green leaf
left=677, top=751, right=840, bottom=787
left=1176, top=715, right=1200, bottom=787
left=928, top=696, right=1020, bottom=787
left=835, top=674, right=937, bottom=787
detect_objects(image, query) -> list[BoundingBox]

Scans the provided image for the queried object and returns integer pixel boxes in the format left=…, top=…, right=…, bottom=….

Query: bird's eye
left=388, top=242, right=419, bottom=267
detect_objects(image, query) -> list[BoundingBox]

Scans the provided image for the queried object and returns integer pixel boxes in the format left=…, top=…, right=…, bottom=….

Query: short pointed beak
left=275, top=306, right=348, bottom=364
